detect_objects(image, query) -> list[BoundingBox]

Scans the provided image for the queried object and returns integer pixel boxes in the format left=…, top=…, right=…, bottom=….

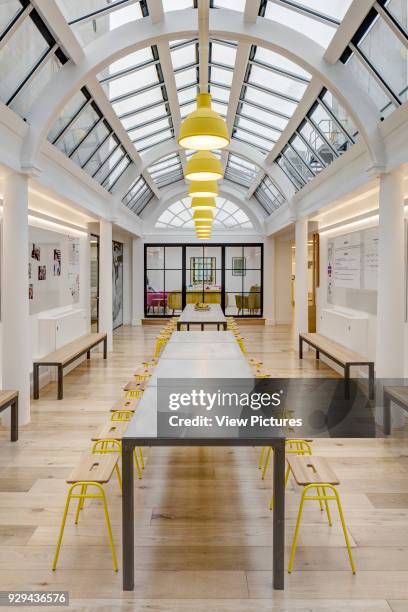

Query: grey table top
left=169, top=331, right=235, bottom=343
left=178, top=303, right=227, bottom=324
left=160, top=342, right=242, bottom=361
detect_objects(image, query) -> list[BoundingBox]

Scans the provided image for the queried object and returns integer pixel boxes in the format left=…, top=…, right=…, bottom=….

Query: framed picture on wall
left=232, top=257, right=246, bottom=276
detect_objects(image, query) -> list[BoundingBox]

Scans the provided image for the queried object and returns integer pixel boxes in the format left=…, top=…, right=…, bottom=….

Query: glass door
left=185, top=245, right=222, bottom=305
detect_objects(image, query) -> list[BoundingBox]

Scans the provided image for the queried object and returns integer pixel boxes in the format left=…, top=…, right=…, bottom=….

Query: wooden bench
left=383, top=386, right=408, bottom=435
left=299, top=332, right=375, bottom=399
left=33, top=332, right=107, bottom=400
left=0, top=390, right=18, bottom=441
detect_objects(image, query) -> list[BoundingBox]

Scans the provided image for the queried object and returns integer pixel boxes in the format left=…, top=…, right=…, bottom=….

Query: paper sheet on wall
left=332, top=233, right=362, bottom=289
left=363, top=228, right=379, bottom=290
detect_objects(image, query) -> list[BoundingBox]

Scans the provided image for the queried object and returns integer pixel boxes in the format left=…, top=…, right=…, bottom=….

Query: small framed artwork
left=38, top=265, right=46, bottom=281
left=232, top=257, right=246, bottom=276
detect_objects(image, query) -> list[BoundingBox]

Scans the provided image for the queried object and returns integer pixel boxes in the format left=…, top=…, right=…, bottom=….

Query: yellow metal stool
left=92, top=421, right=144, bottom=479
left=92, top=439, right=123, bottom=490
left=111, top=409, right=134, bottom=422
left=286, top=456, right=356, bottom=574
left=261, top=439, right=312, bottom=481
left=52, top=454, right=118, bottom=572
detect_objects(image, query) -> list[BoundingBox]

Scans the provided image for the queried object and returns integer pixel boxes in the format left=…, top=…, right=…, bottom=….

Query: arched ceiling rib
left=22, top=7, right=385, bottom=173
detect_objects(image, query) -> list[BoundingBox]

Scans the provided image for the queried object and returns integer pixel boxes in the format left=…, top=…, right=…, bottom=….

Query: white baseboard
left=131, top=318, right=142, bottom=326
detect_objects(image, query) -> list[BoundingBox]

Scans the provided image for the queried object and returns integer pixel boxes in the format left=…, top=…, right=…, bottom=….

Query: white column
left=2, top=172, right=31, bottom=424
left=294, top=218, right=309, bottom=349
left=99, top=219, right=113, bottom=351
left=376, top=170, right=405, bottom=377
left=132, top=237, right=144, bottom=325
left=263, top=235, right=276, bottom=325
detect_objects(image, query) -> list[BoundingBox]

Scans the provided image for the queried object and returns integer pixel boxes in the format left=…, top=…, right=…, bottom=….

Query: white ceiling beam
left=324, top=0, right=376, bottom=64
left=225, top=42, right=251, bottom=136
left=31, top=0, right=84, bottom=64
left=147, top=0, right=164, bottom=24
left=244, top=0, right=260, bottom=23
left=198, top=0, right=209, bottom=92
left=246, top=170, right=263, bottom=199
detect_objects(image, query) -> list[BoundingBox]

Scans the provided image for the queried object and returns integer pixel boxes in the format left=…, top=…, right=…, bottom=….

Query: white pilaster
left=2, top=171, right=31, bottom=424
left=263, top=235, right=276, bottom=325
left=79, top=228, right=91, bottom=333
left=132, top=237, right=144, bottom=326
left=99, top=219, right=113, bottom=351
left=376, top=170, right=405, bottom=377
left=294, top=218, right=309, bottom=349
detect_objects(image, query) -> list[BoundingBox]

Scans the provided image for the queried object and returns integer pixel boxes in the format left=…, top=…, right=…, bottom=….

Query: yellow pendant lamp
left=189, top=180, right=218, bottom=198
left=178, top=93, right=230, bottom=150
left=185, top=151, right=223, bottom=181
left=191, top=197, right=216, bottom=211
left=193, top=209, right=213, bottom=223
left=195, top=219, right=213, bottom=229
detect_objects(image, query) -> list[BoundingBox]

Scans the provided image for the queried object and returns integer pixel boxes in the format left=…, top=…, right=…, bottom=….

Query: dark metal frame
left=144, top=243, right=264, bottom=319
left=0, top=392, right=19, bottom=442
left=122, top=436, right=286, bottom=591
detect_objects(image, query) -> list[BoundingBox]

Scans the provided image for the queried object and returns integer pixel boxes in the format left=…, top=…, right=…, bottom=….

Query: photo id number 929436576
left=0, top=592, right=69, bottom=606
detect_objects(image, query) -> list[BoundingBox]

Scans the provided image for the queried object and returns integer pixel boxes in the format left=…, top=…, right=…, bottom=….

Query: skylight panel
left=225, top=153, right=258, bottom=188
left=148, top=153, right=184, bottom=188
left=105, top=48, right=154, bottom=76
left=162, top=0, right=194, bottom=11
left=106, top=65, right=159, bottom=100
left=253, top=48, right=311, bottom=80
left=238, top=103, right=288, bottom=130
left=123, top=175, right=154, bottom=215
left=214, top=0, right=246, bottom=11
left=170, top=40, right=197, bottom=70
left=288, top=0, right=353, bottom=21
left=248, top=65, right=308, bottom=100
left=0, top=0, right=22, bottom=34
left=235, top=116, right=281, bottom=142
left=155, top=198, right=252, bottom=229
left=210, top=41, right=237, bottom=67
left=175, top=67, right=197, bottom=88
left=262, top=2, right=336, bottom=49
left=120, top=104, right=168, bottom=129
left=210, top=65, right=234, bottom=87
left=254, top=175, right=286, bottom=215
left=243, top=86, right=297, bottom=117
left=212, top=100, right=227, bottom=117
left=209, top=84, right=230, bottom=103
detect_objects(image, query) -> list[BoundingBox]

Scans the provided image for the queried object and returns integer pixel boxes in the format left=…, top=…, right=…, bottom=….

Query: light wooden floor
left=1, top=324, right=408, bottom=611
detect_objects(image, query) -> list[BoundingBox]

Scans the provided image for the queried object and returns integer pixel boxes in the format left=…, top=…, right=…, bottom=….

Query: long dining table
left=121, top=330, right=286, bottom=592
left=176, top=303, right=228, bottom=330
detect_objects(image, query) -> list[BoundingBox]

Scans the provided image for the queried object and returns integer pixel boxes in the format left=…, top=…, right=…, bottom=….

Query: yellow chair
left=167, top=291, right=182, bottom=314
left=261, top=439, right=312, bottom=481
left=52, top=454, right=118, bottom=572
left=285, top=456, right=356, bottom=574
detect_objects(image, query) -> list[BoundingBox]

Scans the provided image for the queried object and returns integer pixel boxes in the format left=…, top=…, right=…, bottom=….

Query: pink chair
left=146, top=292, right=167, bottom=313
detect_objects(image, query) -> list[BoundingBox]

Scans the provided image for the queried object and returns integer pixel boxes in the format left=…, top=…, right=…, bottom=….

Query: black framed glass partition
left=144, top=243, right=263, bottom=318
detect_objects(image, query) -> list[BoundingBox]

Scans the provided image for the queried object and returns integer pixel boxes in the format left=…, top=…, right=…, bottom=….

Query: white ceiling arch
left=22, top=8, right=385, bottom=172
left=141, top=181, right=265, bottom=235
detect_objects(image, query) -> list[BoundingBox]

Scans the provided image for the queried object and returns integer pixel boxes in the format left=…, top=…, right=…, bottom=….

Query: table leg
left=299, top=336, right=303, bottom=359
left=122, top=440, right=135, bottom=590
left=11, top=398, right=18, bottom=442
left=273, top=439, right=285, bottom=590
left=103, top=337, right=108, bottom=359
left=87, top=350, right=91, bottom=359
left=344, top=364, right=350, bottom=400
left=33, top=364, right=40, bottom=400
left=368, top=363, right=374, bottom=400
left=177, top=322, right=180, bottom=331
left=57, top=365, right=64, bottom=400
left=316, top=349, right=320, bottom=360
left=383, top=394, right=391, bottom=436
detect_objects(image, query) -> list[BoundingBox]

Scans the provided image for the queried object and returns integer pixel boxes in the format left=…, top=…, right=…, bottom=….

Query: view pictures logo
left=168, top=389, right=284, bottom=412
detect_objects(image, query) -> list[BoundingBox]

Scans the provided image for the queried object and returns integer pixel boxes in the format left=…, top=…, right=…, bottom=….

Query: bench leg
left=383, top=396, right=391, bottom=436
left=103, top=337, right=108, bottom=359
left=11, top=398, right=18, bottom=442
left=299, top=336, right=303, bottom=359
left=368, top=363, right=374, bottom=400
left=87, top=350, right=91, bottom=359
left=316, top=349, right=320, bottom=360
left=57, top=365, right=64, bottom=400
left=33, top=364, right=40, bottom=400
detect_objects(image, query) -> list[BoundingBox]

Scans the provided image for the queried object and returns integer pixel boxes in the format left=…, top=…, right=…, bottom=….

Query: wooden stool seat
left=92, top=421, right=128, bottom=441
left=66, top=453, right=118, bottom=484
left=287, top=456, right=340, bottom=486
left=111, top=398, right=139, bottom=412
left=123, top=379, right=147, bottom=392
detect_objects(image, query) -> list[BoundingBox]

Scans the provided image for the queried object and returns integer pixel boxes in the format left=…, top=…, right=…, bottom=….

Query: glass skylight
left=171, top=39, right=199, bottom=110
left=341, top=2, right=408, bottom=118
left=98, top=46, right=174, bottom=153
left=254, top=176, right=286, bottom=215
left=148, top=153, right=184, bottom=188
left=0, top=2, right=69, bottom=118
left=155, top=197, right=253, bottom=229
left=224, top=153, right=258, bottom=188
left=59, top=0, right=147, bottom=46
left=48, top=88, right=131, bottom=192
left=274, top=88, right=358, bottom=191
left=260, top=0, right=348, bottom=48
left=233, top=45, right=311, bottom=154
left=162, top=0, right=194, bottom=11
left=209, top=39, right=237, bottom=114
left=122, top=175, right=154, bottom=215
